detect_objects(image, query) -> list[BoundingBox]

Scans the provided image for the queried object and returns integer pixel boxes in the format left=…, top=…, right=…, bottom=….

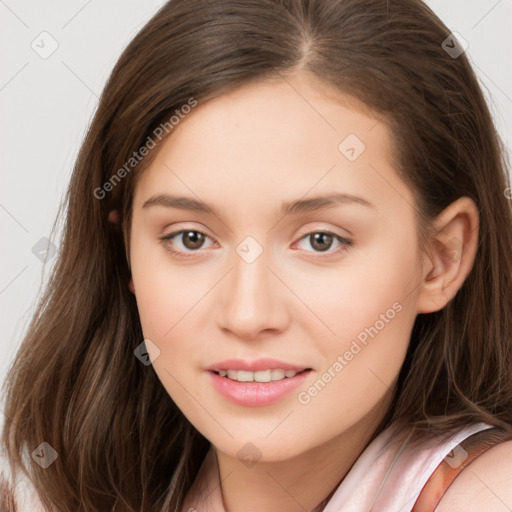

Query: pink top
left=323, top=421, right=493, bottom=511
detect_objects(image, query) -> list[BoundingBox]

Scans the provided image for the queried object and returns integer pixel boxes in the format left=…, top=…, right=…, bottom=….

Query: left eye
left=160, top=230, right=353, bottom=257
left=294, top=231, right=353, bottom=255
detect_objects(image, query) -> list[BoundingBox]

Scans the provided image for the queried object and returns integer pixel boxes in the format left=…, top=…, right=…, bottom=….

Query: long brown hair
left=2, top=0, right=512, bottom=510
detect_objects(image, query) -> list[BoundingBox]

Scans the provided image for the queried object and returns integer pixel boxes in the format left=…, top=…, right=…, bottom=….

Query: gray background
left=1, top=0, right=512, bottom=387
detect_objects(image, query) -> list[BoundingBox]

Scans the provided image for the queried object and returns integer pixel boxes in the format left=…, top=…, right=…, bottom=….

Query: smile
left=208, top=368, right=312, bottom=407
left=216, top=369, right=305, bottom=382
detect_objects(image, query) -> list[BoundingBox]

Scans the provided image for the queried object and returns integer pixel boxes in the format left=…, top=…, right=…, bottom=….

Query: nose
left=217, top=242, right=290, bottom=341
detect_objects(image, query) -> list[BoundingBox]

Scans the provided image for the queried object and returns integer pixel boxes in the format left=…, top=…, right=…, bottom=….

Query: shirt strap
left=411, top=426, right=512, bottom=512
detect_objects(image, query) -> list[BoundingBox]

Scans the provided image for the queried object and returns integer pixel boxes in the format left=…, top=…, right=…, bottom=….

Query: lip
left=206, top=358, right=310, bottom=372
left=206, top=361, right=312, bottom=407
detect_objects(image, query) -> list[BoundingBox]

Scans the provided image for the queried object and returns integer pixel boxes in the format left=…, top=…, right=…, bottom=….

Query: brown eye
left=295, top=231, right=353, bottom=257
left=161, top=229, right=213, bottom=255
left=181, top=231, right=206, bottom=250
left=309, top=232, right=334, bottom=252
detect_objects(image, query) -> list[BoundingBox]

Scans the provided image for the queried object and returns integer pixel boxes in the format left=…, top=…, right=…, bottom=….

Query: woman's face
left=129, top=71, right=426, bottom=461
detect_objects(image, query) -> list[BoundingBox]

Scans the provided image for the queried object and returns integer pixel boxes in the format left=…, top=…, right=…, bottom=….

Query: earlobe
left=416, top=197, right=479, bottom=314
left=129, top=278, right=135, bottom=294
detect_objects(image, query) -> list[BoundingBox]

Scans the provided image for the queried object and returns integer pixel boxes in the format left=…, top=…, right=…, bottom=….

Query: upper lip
left=206, top=358, right=311, bottom=372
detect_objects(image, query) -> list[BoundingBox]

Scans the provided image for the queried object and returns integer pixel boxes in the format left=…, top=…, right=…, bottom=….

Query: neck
left=216, top=416, right=382, bottom=512
left=212, top=397, right=392, bottom=512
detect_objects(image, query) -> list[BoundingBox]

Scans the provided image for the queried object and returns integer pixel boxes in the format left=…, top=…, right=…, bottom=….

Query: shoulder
left=435, top=439, right=512, bottom=511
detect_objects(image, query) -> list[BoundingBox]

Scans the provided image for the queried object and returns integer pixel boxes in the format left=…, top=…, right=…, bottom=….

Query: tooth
left=227, top=370, right=238, bottom=380
left=237, top=370, right=254, bottom=382
left=254, top=370, right=272, bottom=382
left=271, top=369, right=285, bottom=380
left=221, top=368, right=300, bottom=382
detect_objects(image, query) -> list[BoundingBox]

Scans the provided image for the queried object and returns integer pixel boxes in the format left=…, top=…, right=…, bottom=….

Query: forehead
left=133, top=73, right=413, bottom=216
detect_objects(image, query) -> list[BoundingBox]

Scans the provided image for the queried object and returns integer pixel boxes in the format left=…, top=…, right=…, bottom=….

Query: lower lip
left=207, top=370, right=311, bottom=407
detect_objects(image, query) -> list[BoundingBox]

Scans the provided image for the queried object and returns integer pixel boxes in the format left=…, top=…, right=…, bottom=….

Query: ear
left=128, top=278, right=135, bottom=294
left=416, top=196, right=479, bottom=314
left=108, top=209, right=121, bottom=225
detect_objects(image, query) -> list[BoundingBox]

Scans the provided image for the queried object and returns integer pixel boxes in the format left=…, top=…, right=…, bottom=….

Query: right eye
left=160, top=229, right=215, bottom=257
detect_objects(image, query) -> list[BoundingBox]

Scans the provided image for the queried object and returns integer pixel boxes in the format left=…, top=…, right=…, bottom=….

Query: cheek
left=130, top=229, right=203, bottom=340
left=291, top=229, right=420, bottom=352
left=290, top=231, right=420, bottom=417
left=129, top=232, right=217, bottom=413
left=129, top=241, right=208, bottom=413
left=294, top=290, right=416, bottom=447
left=304, top=232, right=419, bottom=402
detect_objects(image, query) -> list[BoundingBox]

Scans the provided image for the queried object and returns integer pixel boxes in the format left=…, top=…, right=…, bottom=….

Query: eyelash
left=159, top=229, right=353, bottom=259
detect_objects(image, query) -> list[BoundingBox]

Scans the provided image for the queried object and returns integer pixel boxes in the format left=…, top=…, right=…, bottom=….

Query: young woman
left=1, top=0, right=512, bottom=510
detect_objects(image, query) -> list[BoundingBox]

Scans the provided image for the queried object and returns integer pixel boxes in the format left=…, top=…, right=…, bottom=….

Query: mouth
left=211, top=368, right=311, bottom=382
left=206, top=359, right=313, bottom=406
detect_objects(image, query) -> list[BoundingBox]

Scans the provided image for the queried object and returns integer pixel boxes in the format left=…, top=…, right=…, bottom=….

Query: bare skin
left=128, top=70, right=481, bottom=511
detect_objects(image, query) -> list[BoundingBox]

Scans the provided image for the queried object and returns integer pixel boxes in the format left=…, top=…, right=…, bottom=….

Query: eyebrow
left=142, top=192, right=375, bottom=216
